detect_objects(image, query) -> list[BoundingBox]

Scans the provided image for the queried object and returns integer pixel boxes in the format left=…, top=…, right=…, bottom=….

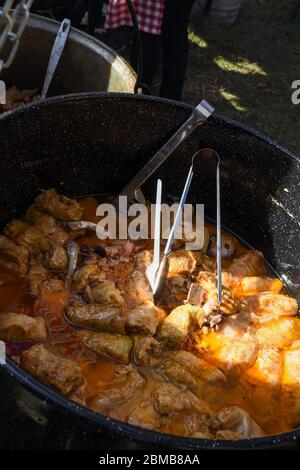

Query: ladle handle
left=41, top=18, right=71, bottom=99
left=117, top=100, right=214, bottom=203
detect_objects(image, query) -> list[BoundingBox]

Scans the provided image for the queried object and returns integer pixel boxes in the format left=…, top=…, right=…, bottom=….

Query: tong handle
left=216, top=160, right=222, bottom=304
left=117, top=100, right=214, bottom=203
left=41, top=18, right=71, bottom=99
left=191, top=148, right=222, bottom=304
left=164, top=165, right=194, bottom=256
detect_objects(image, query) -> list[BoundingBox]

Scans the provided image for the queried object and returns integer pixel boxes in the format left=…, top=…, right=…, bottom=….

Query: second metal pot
left=0, top=14, right=136, bottom=95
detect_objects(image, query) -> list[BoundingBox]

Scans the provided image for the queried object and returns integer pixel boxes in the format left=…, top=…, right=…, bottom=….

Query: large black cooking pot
left=0, top=93, right=299, bottom=449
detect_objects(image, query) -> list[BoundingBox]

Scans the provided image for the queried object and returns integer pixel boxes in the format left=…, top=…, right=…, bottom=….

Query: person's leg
left=88, top=0, right=104, bottom=34
left=70, top=0, right=88, bottom=27
left=160, top=0, right=195, bottom=100
left=130, top=31, right=161, bottom=94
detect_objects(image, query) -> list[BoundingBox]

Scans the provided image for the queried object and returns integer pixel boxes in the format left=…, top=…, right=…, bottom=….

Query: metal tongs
left=41, top=18, right=71, bottom=99
left=113, top=100, right=214, bottom=206
left=146, top=148, right=222, bottom=306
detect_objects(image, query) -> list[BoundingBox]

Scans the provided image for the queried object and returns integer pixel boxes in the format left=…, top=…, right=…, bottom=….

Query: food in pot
left=0, top=188, right=299, bottom=440
left=0, top=86, right=40, bottom=112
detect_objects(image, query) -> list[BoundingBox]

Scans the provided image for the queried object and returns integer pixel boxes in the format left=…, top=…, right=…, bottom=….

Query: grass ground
left=181, top=0, right=300, bottom=155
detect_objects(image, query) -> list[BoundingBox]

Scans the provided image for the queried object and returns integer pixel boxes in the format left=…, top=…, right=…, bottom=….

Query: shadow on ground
left=182, top=0, right=300, bottom=155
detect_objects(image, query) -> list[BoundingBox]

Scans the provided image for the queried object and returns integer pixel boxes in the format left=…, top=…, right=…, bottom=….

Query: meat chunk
left=127, top=301, right=165, bottom=335
left=191, top=431, right=214, bottom=439
left=219, top=310, right=253, bottom=335
left=228, top=250, right=266, bottom=277
left=4, top=219, right=30, bottom=240
left=201, top=331, right=258, bottom=378
left=33, top=213, right=69, bottom=245
left=40, top=278, right=66, bottom=294
left=244, top=347, right=282, bottom=388
left=215, top=430, right=242, bottom=439
left=90, top=364, right=145, bottom=413
left=197, top=271, right=242, bottom=315
left=208, top=233, right=237, bottom=258
left=163, top=274, right=191, bottom=312
left=283, top=344, right=300, bottom=387
left=25, top=209, right=69, bottom=247
left=0, top=313, right=47, bottom=342
left=15, top=224, right=49, bottom=255
left=241, top=347, right=283, bottom=429
left=244, top=293, right=298, bottom=317
left=133, top=335, right=161, bottom=366
left=9, top=212, right=69, bottom=256
left=163, top=410, right=216, bottom=437
left=27, top=262, right=53, bottom=295
left=68, top=387, right=86, bottom=407
left=20, top=344, right=83, bottom=395
left=48, top=225, right=70, bottom=248
left=26, top=206, right=53, bottom=224
left=88, top=280, right=124, bottom=305
left=187, top=283, right=206, bottom=306
left=0, top=235, right=28, bottom=275
left=255, top=318, right=298, bottom=349
left=127, top=395, right=161, bottom=430
left=167, top=274, right=191, bottom=292
left=34, top=189, right=84, bottom=221
left=122, top=250, right=154, bottom=306
left=72, top=264, right=105, bottom=291
left=105, top=240, right=135, bottom=261
left=201, top=255, right=216, bottom=273
left=126, top=269, right=153, bottom=305
left=167, top=249, right=202, bottom=275
left=65, top=303, right=125, bottom=333
left=152, top=382, right=210, bottom=415
left=281, top=344, right=300, bottom=426
left=216, top=406, right=265, bottom=438
left=156, top=358, right=197, bottom=391
left=171, top=350, right=226, bottom=385
left=133, top=249, right=152, bottom=270
left=43, top=246, right=68, bottom=271
left=222, top=274, right=283, bottom=297
left=159, top=304, right=204, bottom=349
left=83, top=331, right=132, bottom=363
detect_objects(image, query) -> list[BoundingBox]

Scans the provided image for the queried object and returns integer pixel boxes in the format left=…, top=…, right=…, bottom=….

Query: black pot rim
left=1, top=91, right=300, bottom=449
left=3, top=357, right=300, bottom=449
left=1, top=91, right=299, bottom=163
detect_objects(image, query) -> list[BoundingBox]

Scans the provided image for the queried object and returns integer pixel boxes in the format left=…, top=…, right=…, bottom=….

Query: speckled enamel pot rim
left=1, top=92, right=300, bottom=449
left=0, top=91, right=299, bottom=162
left=3, top=357, right=300, bottom=449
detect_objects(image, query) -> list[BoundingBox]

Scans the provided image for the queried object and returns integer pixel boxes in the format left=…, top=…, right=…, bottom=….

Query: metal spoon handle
left=117, top=100, right=214, bottom=203
left=145, top=179, right=162, bottom=291
left=41, top=18, right=71, bottom=99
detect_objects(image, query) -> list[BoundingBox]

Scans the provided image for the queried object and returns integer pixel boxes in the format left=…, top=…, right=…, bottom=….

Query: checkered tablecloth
left=105, top=0, right=164, bottom=35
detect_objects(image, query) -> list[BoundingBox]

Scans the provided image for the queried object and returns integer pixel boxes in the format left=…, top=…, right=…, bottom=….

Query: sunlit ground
left=183, top=0, right=300, bottom=155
